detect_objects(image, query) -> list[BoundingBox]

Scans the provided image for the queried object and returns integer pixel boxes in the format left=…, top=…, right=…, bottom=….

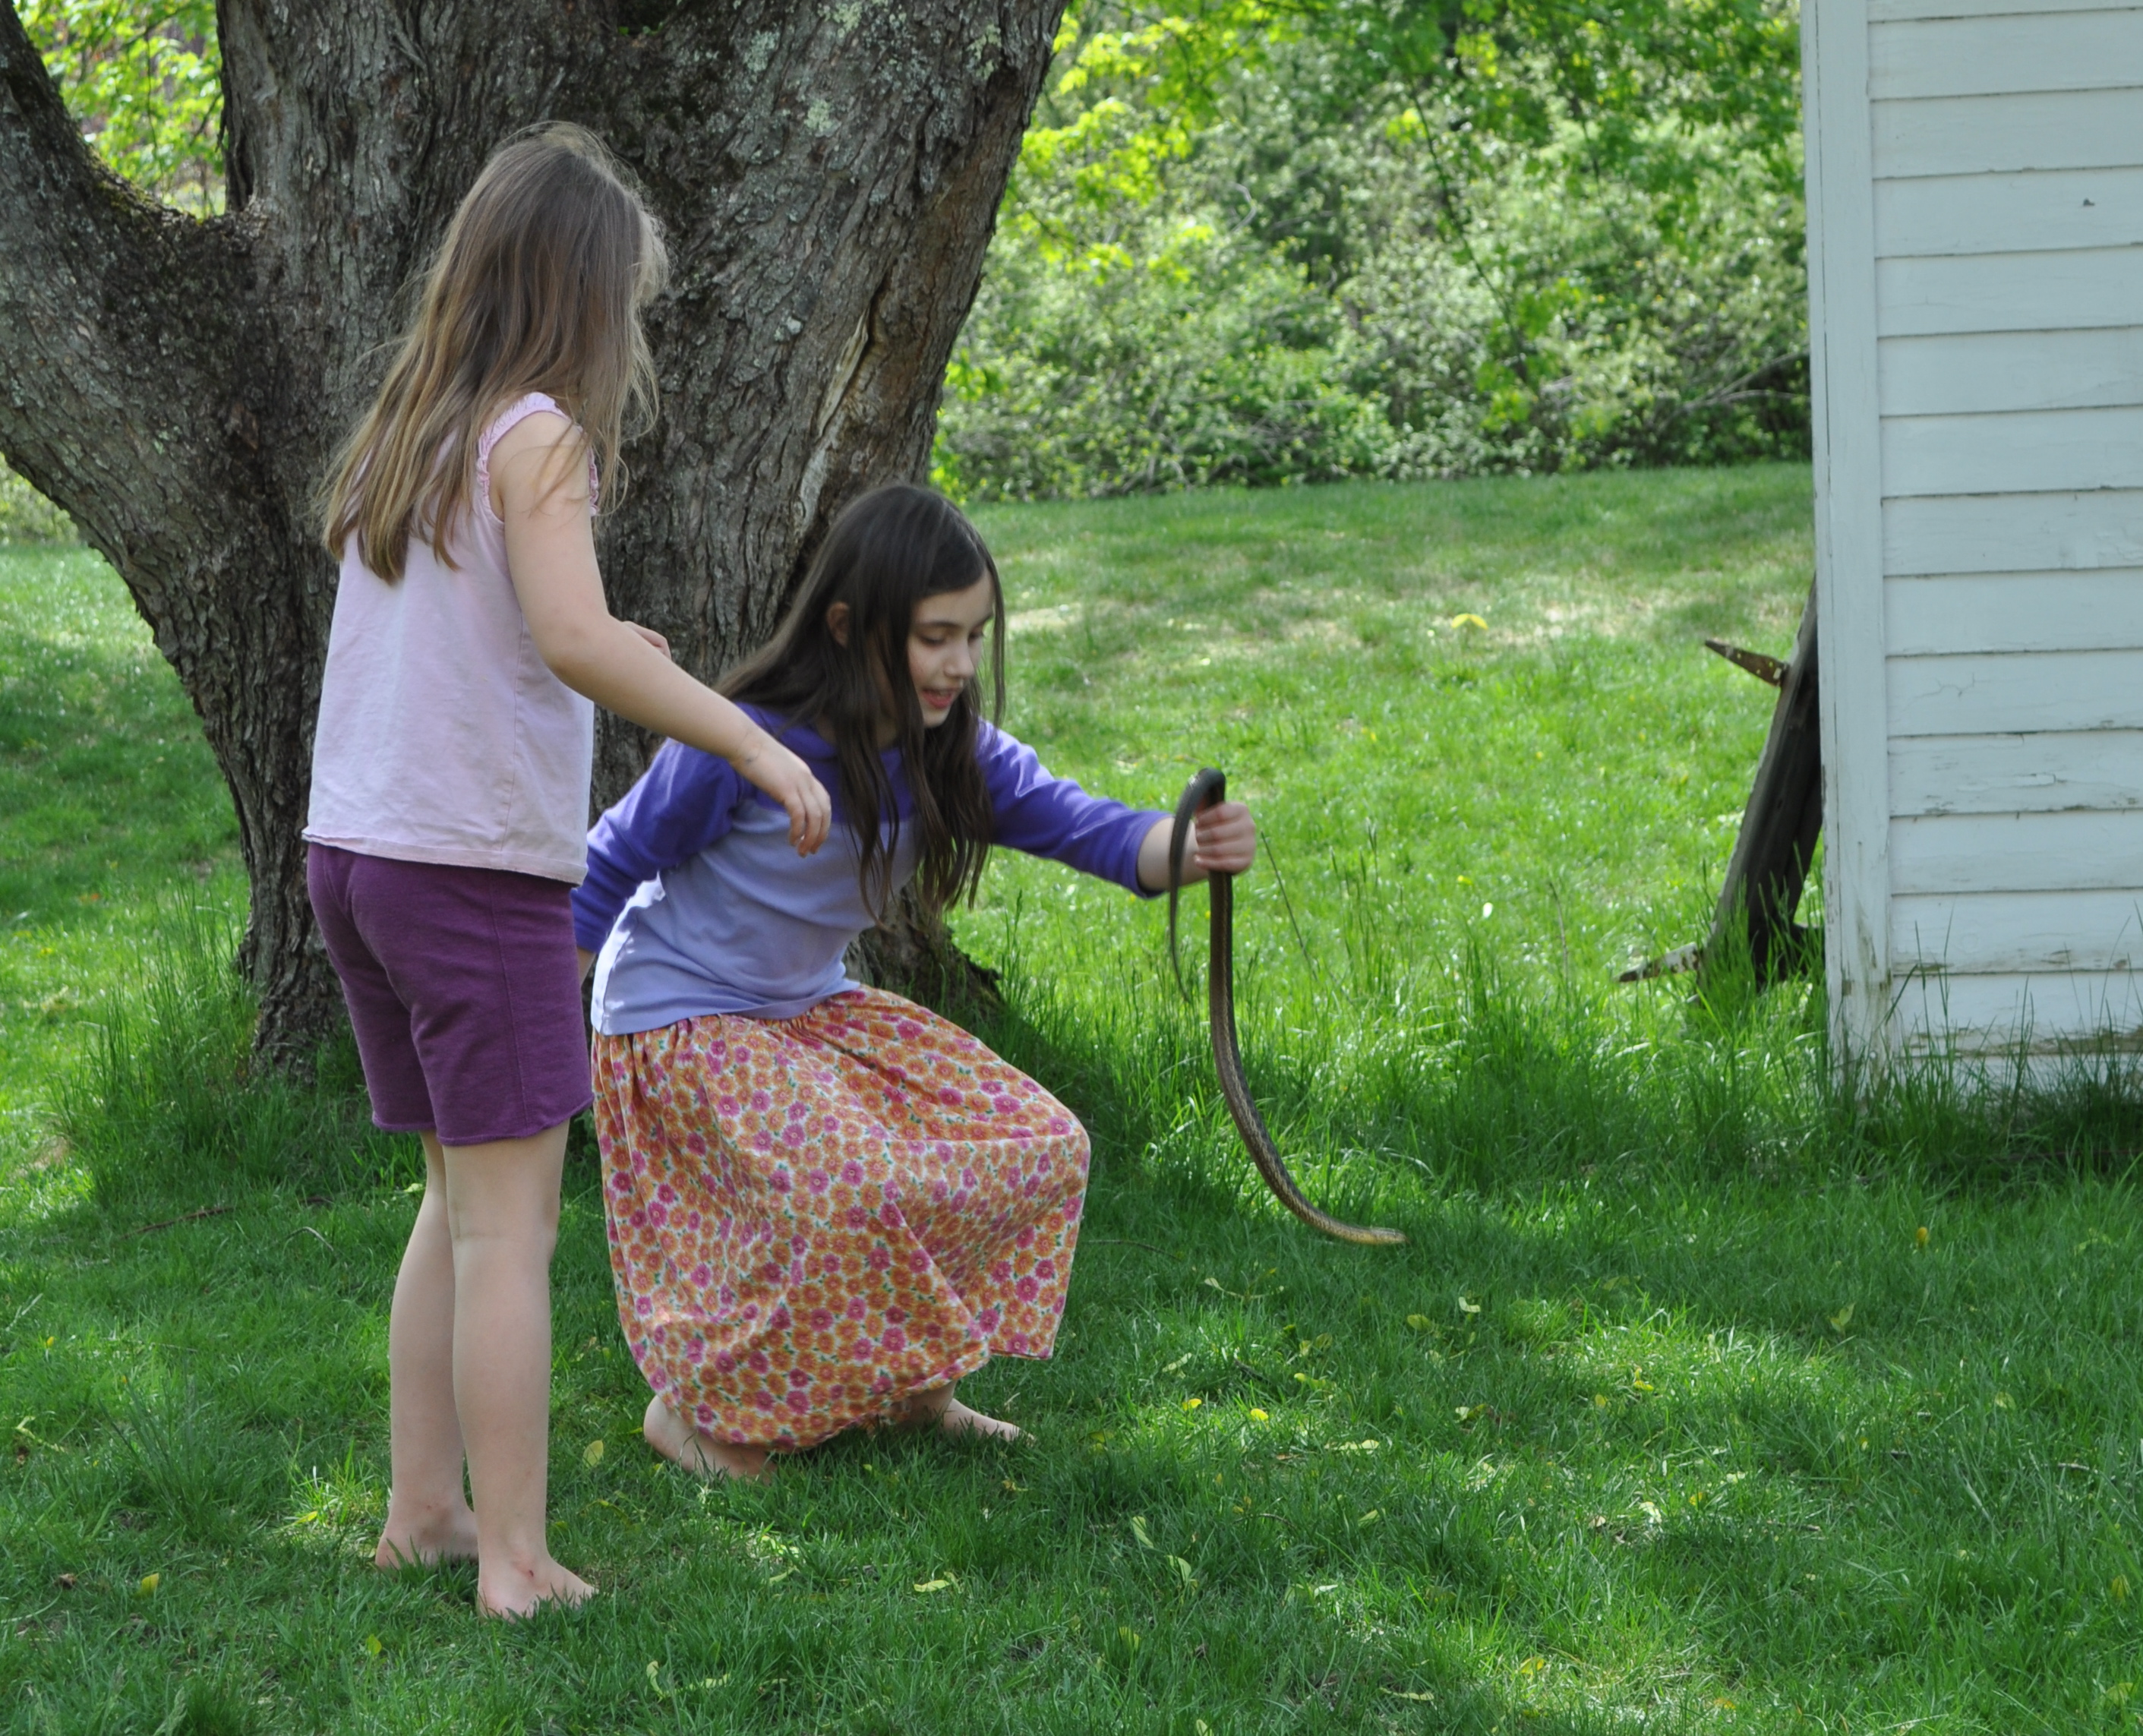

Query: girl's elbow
left=533, top=624, right=604, bottom=690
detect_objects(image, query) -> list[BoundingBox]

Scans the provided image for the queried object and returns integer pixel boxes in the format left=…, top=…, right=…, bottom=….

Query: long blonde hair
left=321, top=123, right=668, bottom=579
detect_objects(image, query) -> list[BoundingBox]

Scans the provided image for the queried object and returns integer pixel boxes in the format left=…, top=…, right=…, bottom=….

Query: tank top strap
left=475, top=393, right=600, bottom=519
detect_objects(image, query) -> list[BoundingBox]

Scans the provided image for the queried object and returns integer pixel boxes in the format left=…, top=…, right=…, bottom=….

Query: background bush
left=14, top=0, right=1808, bottom=513
left=936, top=0, right=1808, bottom=499
left=0, top=462, right=73, bottom=544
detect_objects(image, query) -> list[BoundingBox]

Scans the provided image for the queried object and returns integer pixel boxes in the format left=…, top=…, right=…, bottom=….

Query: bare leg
left=642, top=1396, right=770, bottom=1482
left=441, top=1123, right=594, bottom=1618
left=375, top=1133, right=479, bottom=1568
left=888, top=1381, right=1021, bottom=1441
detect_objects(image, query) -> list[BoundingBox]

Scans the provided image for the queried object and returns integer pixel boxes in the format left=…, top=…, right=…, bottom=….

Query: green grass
left=8, top=467, right=2143, bottom=1734
left=0, top=543, right=246, bottom=1158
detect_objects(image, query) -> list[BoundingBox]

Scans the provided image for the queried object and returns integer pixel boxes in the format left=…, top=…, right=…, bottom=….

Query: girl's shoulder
left=971, top=717, right=1039, bottom=775
left=971, top=715, right=1024, bottom=757
left=479, top=393, right=598, bottom=518
left=478, top=393, right=571, bottom=474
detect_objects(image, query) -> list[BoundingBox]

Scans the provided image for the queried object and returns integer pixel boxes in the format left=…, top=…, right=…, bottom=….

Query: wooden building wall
left=1806, top=0, right=2143, bottom=1060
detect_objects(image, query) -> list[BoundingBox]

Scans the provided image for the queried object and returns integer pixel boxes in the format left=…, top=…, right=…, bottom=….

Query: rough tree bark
left=0, top=0, right=1061, bottom=1061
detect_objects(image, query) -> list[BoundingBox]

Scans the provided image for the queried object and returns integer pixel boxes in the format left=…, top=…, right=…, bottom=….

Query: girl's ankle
left=644, top=1395, right=769, bottom=1480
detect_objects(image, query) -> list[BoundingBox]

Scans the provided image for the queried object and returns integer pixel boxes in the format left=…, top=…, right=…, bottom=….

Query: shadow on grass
left=24, top=914, right=2143, bottom=1731
left=49, top=904, right=417, bottom=1217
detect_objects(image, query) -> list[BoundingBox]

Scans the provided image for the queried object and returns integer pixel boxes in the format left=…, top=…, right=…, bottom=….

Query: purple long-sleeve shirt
left=574, top=705, right=1166, bottom=1035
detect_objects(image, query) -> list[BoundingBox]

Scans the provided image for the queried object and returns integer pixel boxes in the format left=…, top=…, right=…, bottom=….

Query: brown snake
left=1167, top=768, right=1406, bottom=1248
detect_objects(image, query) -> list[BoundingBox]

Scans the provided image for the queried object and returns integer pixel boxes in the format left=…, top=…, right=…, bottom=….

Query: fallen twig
left=119, top=1205, right=234, bottom=1239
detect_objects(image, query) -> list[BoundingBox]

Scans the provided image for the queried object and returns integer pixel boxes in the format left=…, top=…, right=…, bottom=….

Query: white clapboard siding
left=1871, top=11, right=2143, bottom=99
left=1874, top=167, right=2143, bottom=258
left=1891, top=731, right=2143, bottom=814
left=1882, top=406, right=2143, bottom=497
left=1888, top=649, right=2143, bottom=735
left=1893, top=889, right=2143, bottom=971
left=1887, top=573, right=2143, bottom=655
left=1873, top=90, right=2143, bottom=178
left=1878, top=248, right=2143, bottom=337
left=1884, top=491, right=2143, bottom=574
left=1881, top=329, right=2143, bottom=416
left=1892, top=810, right=2143, bottom=894
left=1875, top=0, right=2143, bottom=20
left=1892, top=970, right=2143, bottom=1048
left=1812, top=0, right=2143, bottom=1061
left=1807, top=0, right=1893, bottom=1059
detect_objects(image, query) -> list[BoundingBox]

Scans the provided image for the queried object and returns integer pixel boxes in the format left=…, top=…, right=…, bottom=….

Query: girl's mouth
left=920, top=687, right=958, bottom=712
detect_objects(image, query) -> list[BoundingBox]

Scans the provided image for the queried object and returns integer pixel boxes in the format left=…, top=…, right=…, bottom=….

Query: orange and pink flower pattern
left=591, top=988, right=1088, bottom=1450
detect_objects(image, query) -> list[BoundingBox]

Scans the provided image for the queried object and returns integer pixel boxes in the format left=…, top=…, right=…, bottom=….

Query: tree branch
left=0, top=0, right=267, bottom=611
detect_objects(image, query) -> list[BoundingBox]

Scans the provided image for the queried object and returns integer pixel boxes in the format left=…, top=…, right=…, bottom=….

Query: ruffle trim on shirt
left=475, top=392, right=601, bottom=522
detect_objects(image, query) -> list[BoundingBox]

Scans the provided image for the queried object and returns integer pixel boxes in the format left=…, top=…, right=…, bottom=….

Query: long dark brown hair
left=321, top=122, right=667, bottom=578
left=724, top=485, right=1006, bottom=923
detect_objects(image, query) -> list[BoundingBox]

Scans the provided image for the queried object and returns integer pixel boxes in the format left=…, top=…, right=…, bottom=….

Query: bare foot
left=374, top=1503, right=480, bottom=1570
left=885, top=1384, right=1020, bottom=1441
left=936, top=1397, right=1020, bottom=1441
left=643, top=1396, right=770, bottom=1482
left=475, top=1555, right=596, bottom=1620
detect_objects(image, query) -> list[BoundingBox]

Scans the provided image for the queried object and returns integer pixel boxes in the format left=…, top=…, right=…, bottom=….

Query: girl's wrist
left=728, top=721, right=772, bottom=772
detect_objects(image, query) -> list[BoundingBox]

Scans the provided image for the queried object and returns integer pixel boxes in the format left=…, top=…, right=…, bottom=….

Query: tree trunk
left=0, top=0, right=1062, bottom=1064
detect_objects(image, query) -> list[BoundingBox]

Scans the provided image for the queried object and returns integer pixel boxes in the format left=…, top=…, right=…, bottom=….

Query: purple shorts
left=306, top=844, right=594, bottom=1146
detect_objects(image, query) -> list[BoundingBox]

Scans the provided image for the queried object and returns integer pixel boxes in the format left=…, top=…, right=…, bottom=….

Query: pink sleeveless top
left=305, top=394, right=598, bottom=885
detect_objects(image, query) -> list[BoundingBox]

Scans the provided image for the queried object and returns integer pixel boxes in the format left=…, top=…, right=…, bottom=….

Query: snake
left=1167, top=768, right=1406, bottom=1248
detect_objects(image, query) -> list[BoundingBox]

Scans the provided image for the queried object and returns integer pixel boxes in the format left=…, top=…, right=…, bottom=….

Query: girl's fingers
left=736, top=740, right=832, bottom=857
left=788, top=778, right=832, bottom=855
left=1195, top=803, right=1257, bottom=873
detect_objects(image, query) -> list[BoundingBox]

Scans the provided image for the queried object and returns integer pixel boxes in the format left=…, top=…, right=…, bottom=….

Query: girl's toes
left=939, top=1398, right=1020, bottom=1441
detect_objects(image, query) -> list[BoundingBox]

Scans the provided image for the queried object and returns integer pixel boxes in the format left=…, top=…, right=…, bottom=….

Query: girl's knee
left=444, top=1191, right=560, bottom=1261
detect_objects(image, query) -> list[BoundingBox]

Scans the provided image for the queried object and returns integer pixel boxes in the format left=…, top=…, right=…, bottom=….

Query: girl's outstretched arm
left=1135, top=801, right=1255, bottom=892
left=491, top=412, right=831, bottom=856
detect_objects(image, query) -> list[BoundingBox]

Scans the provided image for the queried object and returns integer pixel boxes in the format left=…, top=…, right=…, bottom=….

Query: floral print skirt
left=591, top=989, right=1089, bottom=1451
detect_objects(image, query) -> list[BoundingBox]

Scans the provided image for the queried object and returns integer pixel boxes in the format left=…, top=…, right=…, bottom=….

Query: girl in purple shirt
left=574, top=484, right=1257, bottom=1479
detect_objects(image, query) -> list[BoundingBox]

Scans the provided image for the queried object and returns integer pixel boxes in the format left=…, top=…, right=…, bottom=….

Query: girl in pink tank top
left=307, top=124, right=832, bottom=1619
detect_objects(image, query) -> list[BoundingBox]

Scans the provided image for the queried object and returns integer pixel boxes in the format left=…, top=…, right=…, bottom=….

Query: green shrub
left=936, top=5, right=1808, bottom=499
left=0, top=462, right=74, bottom=544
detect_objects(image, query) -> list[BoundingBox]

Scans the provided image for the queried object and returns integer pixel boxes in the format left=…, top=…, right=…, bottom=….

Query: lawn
left=5, top=465, right=2143, bottom=1734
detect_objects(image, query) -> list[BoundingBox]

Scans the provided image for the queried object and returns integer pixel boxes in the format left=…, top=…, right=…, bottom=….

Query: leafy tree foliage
left=936, top=0, right=1807, bottom=496
left=14, top=0, right=1806, bottom=504
left=21, top=0, right=219, bottom=209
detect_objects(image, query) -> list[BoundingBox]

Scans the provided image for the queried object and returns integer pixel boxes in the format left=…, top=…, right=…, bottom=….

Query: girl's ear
left=825, top=601, right=851, bottom=647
